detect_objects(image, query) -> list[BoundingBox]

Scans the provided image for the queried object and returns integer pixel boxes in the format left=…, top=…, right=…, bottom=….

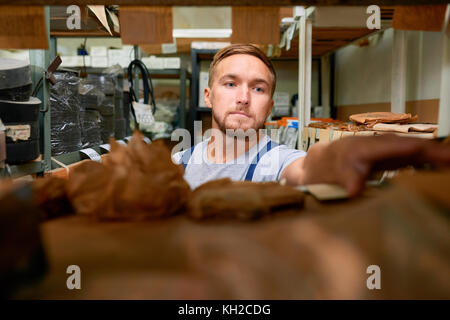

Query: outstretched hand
left=301, top=134, right=450, bottom=197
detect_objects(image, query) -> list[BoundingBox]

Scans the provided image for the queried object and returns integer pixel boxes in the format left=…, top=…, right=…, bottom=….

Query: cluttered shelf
left=77, top=67, right=192, bottom=80
left=9, top=167, right=450, bottom=300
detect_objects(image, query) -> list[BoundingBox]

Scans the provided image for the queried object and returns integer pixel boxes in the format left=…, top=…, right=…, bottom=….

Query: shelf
left=74, top=67, right=191, bottom=79
left=0, top=160, right=44, bottom=178
left=51, top=145, right=107, bottom=169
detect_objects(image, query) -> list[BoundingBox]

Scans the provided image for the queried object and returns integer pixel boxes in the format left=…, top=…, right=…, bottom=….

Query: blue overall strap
left=181, top=145, right=196, bottom=169
left=244, top=140, right=278, bottom=181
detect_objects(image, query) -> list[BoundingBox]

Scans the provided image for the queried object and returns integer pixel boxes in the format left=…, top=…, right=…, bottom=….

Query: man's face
left=204, top=54, right=274, bottom=132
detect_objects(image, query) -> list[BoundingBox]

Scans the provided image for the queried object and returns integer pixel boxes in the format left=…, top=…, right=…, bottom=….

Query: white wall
left=406, top=31, right=442, bottom=101
left=335, top=28, right=443, bottom=106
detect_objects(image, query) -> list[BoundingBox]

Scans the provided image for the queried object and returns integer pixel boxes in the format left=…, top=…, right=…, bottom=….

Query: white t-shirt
left=172, top=135, right=306, bottom=189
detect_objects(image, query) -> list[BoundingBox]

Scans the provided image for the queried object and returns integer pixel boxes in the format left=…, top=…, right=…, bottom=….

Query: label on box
left=80, top=148, right=101, bottom=162
left=117, top=140, right=127, bottom=146
left=100, top=144, right=110, bottom=151
left=143, top=137, right=151, bottom=144
left=163, top=57, right=181, bottom=69
left=5, top=124, right=31, bottom=142
left=161, top=43, right=177, bottom=54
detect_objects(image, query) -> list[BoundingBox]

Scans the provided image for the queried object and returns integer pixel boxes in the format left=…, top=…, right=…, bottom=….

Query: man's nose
left=236, top=85, right=250, bottom=106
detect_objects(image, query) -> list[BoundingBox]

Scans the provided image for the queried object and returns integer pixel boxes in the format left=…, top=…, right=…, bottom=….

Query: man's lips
left=228, top=111, right=251, bottom=118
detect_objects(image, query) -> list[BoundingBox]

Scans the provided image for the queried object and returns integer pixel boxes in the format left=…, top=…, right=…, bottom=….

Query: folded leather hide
left=350, top=112, right=418, bottom=127
left=66, top=132, right=191, bottom=220
left=188, top=178, right=305, bottom=220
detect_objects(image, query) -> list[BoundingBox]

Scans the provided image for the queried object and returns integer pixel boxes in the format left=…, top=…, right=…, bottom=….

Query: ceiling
left=51, top=5, right=396, bottom=58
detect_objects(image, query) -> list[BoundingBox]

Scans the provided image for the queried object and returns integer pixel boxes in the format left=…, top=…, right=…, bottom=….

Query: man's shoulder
left=171, top=140, right=206, bottom=165
left=264, top=138, right=306, bottom=161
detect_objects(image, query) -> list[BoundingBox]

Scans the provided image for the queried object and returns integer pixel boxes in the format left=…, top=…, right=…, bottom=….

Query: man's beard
left=212, top=108, right=265, bottom=134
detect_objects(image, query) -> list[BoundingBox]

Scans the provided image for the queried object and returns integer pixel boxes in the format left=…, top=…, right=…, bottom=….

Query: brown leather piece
left=11, top=171, right=450, bottom=299
left=66, top=132, right=191, bottom=221
left=188, top=178, right=305, bottom=220
left=308, top=121, right=368, bottom=132
left=350, top=112, right=418, bottom=127
left=32, top=176, right=72, bottom=221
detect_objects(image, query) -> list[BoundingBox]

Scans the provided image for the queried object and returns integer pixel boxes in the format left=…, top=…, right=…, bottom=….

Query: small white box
left=161, top=43, right=177, bottom=54
left=91, top=56, right=108, bottom=68
left=60, top=56, right=91, bottom=67
left=142, top=56, right=164, bottom=69
left=90, top=46, right=108, bottom=57
left=117, top=57, right=131, bottom=68
left=272, top=105, right=291, bottom=117
left=108, top=49, right=126, bottom=67
left=273, top=92, right=290, bottom=106
left=163, top=57, right=180, bottom=69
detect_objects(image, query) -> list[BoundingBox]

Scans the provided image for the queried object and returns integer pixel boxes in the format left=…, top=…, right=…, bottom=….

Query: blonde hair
left=208, top=44, right=277, bottom=96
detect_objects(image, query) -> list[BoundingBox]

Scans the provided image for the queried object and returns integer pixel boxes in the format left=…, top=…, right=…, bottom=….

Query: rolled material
left=0, top=58, right=32, bottom=102
left=0, top=97, right=41, bottom=123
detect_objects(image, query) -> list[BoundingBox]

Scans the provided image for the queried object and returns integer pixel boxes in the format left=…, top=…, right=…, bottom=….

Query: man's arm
left=281, top=134, right=450, bottom=197
left=280, top=156, right=305, bottom=186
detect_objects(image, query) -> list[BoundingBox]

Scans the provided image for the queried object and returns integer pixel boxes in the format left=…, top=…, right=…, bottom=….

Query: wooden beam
left=140, top=37, right=229, bottom=54
left=3, top=1, right=448, bottom=6
left=312, top=28, right=373, bottom=41
left=0, top=6, right=48, bottom=49
left=231, top=6, right=280, bottom=45
left=119, top=6, right=173, bottom=45
left=393, top=4, right=448, bottom=31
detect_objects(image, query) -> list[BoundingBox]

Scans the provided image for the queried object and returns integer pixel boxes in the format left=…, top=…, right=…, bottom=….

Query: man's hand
left=293, top=135, right=450, bottom=197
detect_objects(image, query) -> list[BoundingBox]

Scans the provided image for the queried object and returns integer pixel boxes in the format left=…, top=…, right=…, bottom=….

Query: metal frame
left=438, top=4, right=450, bottom=138
left=297, top=15, right=312, bottom=150
left=189, top=48, right=217, bottom=142
left=47, top=66, right=190, bottom=169
left=1, top=6, right=54, bottom=178
left=391, top=29, right=407, bottom=114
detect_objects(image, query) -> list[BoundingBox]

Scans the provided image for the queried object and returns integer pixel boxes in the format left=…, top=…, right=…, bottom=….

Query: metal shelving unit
left=189, top=48, right=217, bottom=138
left=78, top=66, right=191, bottom=130
left=1, top=6, right=54, bottom=179
left=128, top=67, right=191, bottom=130
left=1, top=7, right=192, bottom=178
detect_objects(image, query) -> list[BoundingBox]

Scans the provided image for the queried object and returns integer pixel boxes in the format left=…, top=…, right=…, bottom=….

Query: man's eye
left=254, top=87, right=264, bottom=93
left=225, top=82, right=235, bottom=87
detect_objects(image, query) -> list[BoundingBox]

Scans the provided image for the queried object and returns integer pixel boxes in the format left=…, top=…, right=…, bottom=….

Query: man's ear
left=204, top=87, right=212, bottom=109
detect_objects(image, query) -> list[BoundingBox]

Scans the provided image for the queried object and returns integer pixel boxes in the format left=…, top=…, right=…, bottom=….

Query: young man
left=173, top=44, right=450, bottom=195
